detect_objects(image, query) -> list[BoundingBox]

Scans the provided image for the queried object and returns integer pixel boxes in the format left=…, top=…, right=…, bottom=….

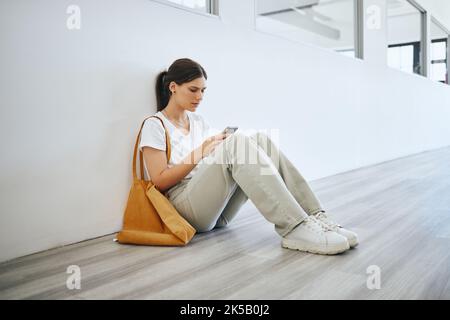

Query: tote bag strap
left=132, top=115, right=171, bottom=181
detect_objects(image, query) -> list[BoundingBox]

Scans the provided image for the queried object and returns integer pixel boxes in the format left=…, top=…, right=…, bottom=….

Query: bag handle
left=133, top=115, right=171, bottom=181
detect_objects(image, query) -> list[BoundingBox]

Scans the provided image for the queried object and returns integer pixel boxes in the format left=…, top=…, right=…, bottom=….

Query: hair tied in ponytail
left=155, top=58, right=207, bottom=112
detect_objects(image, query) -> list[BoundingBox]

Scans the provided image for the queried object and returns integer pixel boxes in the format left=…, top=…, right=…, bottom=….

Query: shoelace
left=303, top=216, right=332, bottom=234
left=315, top=212, right=340, bottom=230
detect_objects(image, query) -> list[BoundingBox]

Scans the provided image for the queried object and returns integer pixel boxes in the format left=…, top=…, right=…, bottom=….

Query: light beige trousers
left=166, top=132, right=324, bottom=237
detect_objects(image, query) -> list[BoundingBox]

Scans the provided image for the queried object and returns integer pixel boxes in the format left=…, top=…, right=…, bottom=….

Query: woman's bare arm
left=142, top=146, right=203, bottom=192
left=142, top=133, right=228, bottom=192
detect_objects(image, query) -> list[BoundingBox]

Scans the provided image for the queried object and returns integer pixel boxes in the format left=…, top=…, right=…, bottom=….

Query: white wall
left=1, top=0, right=450, bottom=263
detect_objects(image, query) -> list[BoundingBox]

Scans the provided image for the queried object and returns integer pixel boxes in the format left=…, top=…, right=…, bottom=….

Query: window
left=387, top=0, right=425, bottom=76
left=388, top=42, right=419, bottom=74
left=255, top=0, right=360, bottom=58
left=430, top=17, right=449, bottom=84
left=155, top=0, right=218, bottom=15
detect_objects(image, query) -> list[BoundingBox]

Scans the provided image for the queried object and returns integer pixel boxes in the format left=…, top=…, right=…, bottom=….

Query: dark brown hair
left=155, top=58, right=208, bottom=111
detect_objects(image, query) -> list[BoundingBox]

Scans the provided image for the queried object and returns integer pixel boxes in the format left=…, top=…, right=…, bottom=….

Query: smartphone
left=223, top=126, right=238, bottom=135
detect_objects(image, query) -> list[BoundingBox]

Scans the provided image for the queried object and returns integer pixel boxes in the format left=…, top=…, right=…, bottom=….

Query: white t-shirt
left=139, top=110, right=215, bottom=183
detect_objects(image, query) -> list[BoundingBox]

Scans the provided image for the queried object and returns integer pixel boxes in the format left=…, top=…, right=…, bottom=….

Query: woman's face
left=169, top=76, right=207, bottom=112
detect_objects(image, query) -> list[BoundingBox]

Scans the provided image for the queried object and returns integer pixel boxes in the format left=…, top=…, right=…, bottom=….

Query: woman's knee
left=220, top=132, right=251, bottom=161
left=227, top=131, right=257, bottom=152
left=249, top=131, right=264, bottom=139
left=228, top=131, right=250, bottom=143
left=249, top=131, right=271, bottom=145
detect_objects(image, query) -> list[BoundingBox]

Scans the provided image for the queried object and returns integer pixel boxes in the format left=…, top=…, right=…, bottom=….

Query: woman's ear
left=169, top=81, right=177, bottom=93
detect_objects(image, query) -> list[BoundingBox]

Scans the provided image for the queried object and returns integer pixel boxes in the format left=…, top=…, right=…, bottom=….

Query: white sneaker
left=281, top=216, right=350, bottom=255
left=314, top=211, right=359, bottom=248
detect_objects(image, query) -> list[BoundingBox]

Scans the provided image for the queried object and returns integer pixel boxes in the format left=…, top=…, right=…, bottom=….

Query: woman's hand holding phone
left=200, top=133, right=228, bottom=158
left=223, top=127, right=238, bottom=135
left=199, top=127, right=238, bottom=159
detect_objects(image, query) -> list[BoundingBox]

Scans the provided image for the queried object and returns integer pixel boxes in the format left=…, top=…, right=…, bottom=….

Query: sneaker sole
left=281, top=238, right=350, bottom=255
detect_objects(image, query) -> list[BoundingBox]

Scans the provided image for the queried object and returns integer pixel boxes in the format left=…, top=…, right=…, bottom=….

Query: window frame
left=388, top=41, right=421, bottom=74
left=386, top=0, right=427, bottom=76
left=150, top=0, right=220, bottom=18
left=430, top=16, right=450, bottom=85
left=430, top=38, right=448, bottom=83
left=253, top=0, right=364, bottom=60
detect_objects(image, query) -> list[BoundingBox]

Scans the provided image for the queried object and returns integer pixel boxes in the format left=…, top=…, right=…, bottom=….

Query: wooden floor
left=1, top=147, right=450, bottom=300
